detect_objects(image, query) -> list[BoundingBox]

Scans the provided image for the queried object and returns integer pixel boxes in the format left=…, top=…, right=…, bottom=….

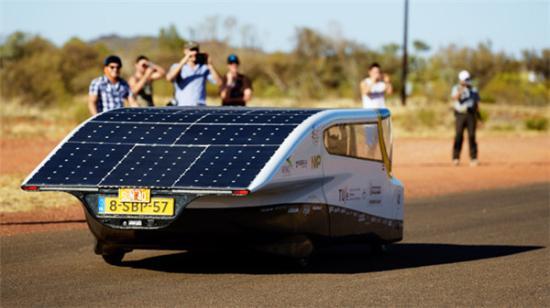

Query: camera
left=195, top=53, right=208, bottom=65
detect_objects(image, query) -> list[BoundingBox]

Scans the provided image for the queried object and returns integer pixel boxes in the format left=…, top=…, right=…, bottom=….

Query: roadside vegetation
left=1, top=21, right=548, bottom=107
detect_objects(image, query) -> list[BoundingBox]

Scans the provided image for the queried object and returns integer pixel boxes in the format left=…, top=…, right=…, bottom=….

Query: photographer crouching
left=166, top=41, right=222, bottom=106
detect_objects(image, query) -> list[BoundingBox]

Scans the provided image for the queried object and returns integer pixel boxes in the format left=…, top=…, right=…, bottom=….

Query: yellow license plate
left=99, top=196, right=174, bottom=216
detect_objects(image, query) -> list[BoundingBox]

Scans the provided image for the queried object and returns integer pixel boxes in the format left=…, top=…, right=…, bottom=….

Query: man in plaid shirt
left=88, top=55, right=137, bottom=115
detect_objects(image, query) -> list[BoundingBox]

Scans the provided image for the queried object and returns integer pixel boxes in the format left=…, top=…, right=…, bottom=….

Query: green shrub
left=524, top=117, right=548, bottom=131
left=477, top=108, right=489, bottom=123
left=483, top=73, right=549, bottom=106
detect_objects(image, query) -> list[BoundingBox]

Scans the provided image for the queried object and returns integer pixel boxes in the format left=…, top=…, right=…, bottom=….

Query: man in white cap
left=451, top=70, right=480, bottom=166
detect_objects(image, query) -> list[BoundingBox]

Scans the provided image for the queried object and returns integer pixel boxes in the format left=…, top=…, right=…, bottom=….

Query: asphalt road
left=2, top=183, right=549, bottom=307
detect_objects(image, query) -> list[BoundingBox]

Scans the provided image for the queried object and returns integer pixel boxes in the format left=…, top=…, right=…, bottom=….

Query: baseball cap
left=227, top=54, right=240, bottom=64
left=458, top=70, right=470, bottom=81
left=185, top=41, right=200, bottom=50
left=104, top=55, right=122, bottom=67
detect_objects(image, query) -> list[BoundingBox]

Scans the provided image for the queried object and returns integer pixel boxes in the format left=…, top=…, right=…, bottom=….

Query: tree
left=159, top=24, right=185, bottom=53
left=413, top=40, right=430, bottom=53
left=1, top=35, right=66, bottom=105
left=59, top=37, right=103, bottom=94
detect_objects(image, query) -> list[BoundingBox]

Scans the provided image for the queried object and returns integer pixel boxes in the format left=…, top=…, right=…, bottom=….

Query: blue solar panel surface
left=26, top=107, right=322, bottom=189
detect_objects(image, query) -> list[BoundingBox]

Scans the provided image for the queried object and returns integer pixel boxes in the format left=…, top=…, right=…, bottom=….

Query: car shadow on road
left=120, top=243, right=544, bottom=274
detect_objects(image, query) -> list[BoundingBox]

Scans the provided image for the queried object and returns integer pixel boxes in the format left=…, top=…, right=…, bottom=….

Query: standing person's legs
left=466, top=112, right=478, bottom=161
left=453, top=112, right=467, bottom=161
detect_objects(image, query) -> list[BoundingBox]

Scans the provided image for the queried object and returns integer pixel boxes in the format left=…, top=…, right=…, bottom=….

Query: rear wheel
left=101, top=251, right=125, bottom=265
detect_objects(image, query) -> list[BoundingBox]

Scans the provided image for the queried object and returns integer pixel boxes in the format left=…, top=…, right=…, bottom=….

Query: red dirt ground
left=1, top=135, right=548, bottom=236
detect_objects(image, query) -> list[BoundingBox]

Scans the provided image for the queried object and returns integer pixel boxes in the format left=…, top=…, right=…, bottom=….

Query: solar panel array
left=26, top=107, right=322, bottom=189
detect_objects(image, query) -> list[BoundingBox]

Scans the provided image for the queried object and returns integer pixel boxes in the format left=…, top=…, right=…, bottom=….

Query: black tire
left=296, top=257, right=310, bottom=268
left=371, top=243, right=388, bottom=255
left=102, top=251, right=125, bottom=265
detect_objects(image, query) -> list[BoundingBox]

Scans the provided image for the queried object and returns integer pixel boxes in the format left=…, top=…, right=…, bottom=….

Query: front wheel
left=102, top=251, right=125, bottom=265
left=371, top=243, right=388, bottom=255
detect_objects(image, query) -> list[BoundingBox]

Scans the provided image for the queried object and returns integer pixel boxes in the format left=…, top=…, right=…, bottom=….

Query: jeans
left=453, top=112, right=477, bottom=160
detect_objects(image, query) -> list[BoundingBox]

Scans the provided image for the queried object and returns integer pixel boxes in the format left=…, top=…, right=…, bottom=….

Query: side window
left=381, top=117, right=392, bottom=162
left=324, top=123, right=382, bottom=161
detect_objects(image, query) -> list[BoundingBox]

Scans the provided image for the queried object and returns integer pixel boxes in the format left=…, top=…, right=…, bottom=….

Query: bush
left=524, top=117, right=548, bottom=131
left=483, top=73, right=549, bottom=106
left=477, top=108, right=489, bottom=123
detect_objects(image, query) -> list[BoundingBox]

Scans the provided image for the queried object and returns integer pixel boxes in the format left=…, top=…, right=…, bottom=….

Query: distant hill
left=89, top=34, right=158, bottom=53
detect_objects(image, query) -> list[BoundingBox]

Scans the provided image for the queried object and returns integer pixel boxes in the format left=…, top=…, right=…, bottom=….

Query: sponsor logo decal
left=338, top=187, right=362, bottom=203
left=281, top=157, right=293, bottom=176
left=295, top=159, right=308, bottom=169
left=310, top=155, right=322, bottom=169
left=311, top=128, right=320, bottom=144
left=369, top=184, right=382, bottom=195
left=281, top=165, right=291, bottom=176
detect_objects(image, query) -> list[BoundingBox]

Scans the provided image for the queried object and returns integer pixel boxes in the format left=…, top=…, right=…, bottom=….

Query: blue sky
left=1, top=0, right=548, bottom=56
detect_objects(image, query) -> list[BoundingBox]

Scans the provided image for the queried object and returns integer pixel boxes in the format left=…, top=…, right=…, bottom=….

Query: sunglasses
left=108, top=65, right=121, bottom=70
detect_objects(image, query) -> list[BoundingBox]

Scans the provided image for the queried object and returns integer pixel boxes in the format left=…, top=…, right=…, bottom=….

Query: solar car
left=22, top=107, right=404, bottom=265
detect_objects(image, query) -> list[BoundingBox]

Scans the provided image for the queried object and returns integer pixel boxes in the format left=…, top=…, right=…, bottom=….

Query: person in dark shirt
left=219, top=54, right=252, bottom=106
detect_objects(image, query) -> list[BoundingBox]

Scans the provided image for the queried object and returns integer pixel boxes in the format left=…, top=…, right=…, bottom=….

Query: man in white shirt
left=360, top=62, right=393, bottom=108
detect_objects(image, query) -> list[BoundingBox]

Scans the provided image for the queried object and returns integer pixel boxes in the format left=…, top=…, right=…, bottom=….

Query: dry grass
left=0, top=98, right=87, bottom=140
left=245, top=96, right=549, bottom=137
left=0, top=174, right=78, bottom=213
left=3, top=96, right=546, bottom=140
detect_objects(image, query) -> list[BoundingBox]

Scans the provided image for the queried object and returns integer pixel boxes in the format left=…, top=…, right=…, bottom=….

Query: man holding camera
left=451, top=70, right=480, bottom=166
left=128, top=55, right=166, bottom=107
left=360, top=62, right=393, bottom=109
left=166, top=41, right=222, bottom=106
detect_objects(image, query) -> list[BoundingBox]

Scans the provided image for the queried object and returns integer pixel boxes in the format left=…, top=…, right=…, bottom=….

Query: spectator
left=451, top=70, right=480, bottom=166
left=220, top=54, right=252, bottom=106
left=88, top=55, right=137, bottom=115
left=166, top=41, right=222, bottom=106
left=128, top=55, right=166, bottom=107
left=360, top=62, right=393, bottom=108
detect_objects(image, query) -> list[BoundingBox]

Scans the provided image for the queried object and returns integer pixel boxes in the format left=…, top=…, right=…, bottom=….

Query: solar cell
left=99, top=145, right=205, bottom=187
left=197, top=114, right=312, bottom=124
left=174, top=124, right=295, bottom=145
left=175, top=146, right=277, bottom=188
left=71, top=122, right=190, bottom=145
left=29, top=143, right=133, bottom=186
left=94, top=111, right=206, bottom=123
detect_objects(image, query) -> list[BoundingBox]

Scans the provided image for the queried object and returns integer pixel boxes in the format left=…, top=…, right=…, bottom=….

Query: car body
left=22, top=107, right=404, bottom=264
